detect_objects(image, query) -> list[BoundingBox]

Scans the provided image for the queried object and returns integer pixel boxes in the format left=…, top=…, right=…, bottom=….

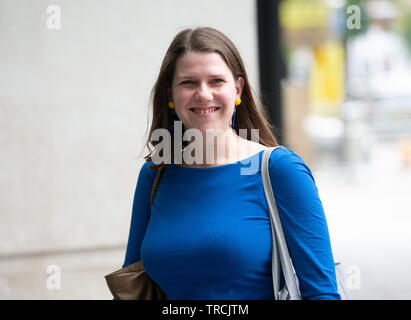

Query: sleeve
left=122, top=161, right=156, bottom=268
left=268, top=148, right=341, bottom=300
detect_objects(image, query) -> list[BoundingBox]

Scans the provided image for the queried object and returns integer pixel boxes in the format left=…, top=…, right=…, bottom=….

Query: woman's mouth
left=189, top=107, right=221, bottom=115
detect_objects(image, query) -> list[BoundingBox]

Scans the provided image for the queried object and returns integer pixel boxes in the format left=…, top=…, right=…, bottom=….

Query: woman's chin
left=183, top=122, right=226, bottom=133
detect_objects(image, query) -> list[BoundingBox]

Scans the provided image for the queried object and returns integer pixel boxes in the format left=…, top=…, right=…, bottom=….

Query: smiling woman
left=111, top=27, right=341, bottom=301
left=171, top=51, right=243, bottom=134
left=145, top=27, right=278, bottom=169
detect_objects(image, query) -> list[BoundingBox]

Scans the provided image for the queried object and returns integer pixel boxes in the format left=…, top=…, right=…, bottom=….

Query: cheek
left=173, top=88, right=191, bottom=107
left=216, top=87, right=236, bottom=106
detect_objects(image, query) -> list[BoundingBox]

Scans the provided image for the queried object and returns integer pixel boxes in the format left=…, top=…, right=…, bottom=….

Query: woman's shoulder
left=241, top=141, right=303, bottom=163
left=265, top=147, right=319, bottom=200
left=137, top=160, right=158, bottom=182
left=239, top=142, right=310, bottom=174
left=267, top=146, right=314, bottom=180
left=269, top=145, right=298, bottom=160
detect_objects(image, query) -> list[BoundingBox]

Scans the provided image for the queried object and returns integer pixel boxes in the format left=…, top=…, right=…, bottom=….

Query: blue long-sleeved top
left=123, top=146, right=341, bottom=300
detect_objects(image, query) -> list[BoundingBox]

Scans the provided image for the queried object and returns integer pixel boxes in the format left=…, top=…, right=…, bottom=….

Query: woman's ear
left=235, top=77, right=245, bottom=99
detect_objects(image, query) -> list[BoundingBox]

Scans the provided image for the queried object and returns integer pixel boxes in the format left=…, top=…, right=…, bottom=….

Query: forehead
left=174, top=51, right=232, bottom=77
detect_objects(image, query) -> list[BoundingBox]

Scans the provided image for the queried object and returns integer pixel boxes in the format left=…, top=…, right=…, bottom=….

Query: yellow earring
left=168, top=101, right=175, bottom=109
left=235, top=98, right=241, bottom=106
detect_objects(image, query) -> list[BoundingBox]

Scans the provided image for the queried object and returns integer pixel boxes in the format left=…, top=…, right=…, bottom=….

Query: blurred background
left=0, top=0, right=410, bottom=299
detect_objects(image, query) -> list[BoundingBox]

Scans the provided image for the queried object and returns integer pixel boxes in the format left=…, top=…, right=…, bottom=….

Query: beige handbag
left=105, top=164, right=167, bottom=300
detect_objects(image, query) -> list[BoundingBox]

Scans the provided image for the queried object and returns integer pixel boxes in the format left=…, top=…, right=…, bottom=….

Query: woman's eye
left=179, top=79, right=224, bottom=86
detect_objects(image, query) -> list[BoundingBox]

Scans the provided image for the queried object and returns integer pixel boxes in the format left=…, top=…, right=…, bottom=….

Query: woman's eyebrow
left=208, top=74, right=227, bottom=78
left=175, top=76, right=193, bottom=80
left=176, top=74, right=227, bottom=80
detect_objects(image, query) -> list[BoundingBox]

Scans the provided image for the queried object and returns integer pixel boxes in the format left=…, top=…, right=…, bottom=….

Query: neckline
left=169, top=149, right=267, bottom=171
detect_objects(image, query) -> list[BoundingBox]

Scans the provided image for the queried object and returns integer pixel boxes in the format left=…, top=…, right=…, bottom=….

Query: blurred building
left=280, top=0, right=346, bottom=168
left=281, top=0, right=411, bottom=168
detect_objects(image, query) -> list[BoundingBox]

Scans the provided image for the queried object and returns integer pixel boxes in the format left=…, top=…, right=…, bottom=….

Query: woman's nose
left=195, top=83, right=212, bottom=101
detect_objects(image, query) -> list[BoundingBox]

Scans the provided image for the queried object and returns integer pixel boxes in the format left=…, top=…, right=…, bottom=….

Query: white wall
left=0, top=0, right=259, bottom=256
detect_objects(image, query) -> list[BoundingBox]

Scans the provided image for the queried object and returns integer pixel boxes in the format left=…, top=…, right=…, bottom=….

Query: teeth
left=192, top=107, right=218, bottom=114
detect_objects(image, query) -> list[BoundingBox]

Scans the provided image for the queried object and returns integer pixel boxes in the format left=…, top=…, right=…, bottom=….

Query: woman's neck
left=180, top=127, right=245, bottom=168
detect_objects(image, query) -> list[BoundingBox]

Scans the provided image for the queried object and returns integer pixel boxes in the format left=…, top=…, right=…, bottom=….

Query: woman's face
left=170, top=51, right=244, bottom=134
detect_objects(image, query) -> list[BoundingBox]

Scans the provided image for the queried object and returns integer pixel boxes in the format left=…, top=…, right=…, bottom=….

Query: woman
left=122, top=27, right=341, bottom=300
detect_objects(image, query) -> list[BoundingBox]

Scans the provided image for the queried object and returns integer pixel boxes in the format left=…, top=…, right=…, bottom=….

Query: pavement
left=0, top=246, right=123, bottom=299
left=313, top=139, right=411, bottom=299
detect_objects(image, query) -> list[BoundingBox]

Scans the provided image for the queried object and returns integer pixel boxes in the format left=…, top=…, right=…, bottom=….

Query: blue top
left=123, top=146, right=341, bottom=300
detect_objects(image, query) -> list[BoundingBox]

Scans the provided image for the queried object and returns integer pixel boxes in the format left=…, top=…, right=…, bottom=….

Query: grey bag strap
left=262, top=147, right=302, bottom=300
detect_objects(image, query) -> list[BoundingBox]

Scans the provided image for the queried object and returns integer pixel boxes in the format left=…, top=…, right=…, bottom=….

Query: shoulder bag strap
left=262, top=146, right=302, bottom=300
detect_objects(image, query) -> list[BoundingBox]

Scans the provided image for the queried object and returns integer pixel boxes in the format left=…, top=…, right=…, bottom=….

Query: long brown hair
left=142, top=27, right=278, bottom=169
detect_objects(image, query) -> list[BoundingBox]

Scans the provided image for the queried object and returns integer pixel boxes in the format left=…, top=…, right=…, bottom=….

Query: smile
left=190, top=107, right=221, bottom=115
